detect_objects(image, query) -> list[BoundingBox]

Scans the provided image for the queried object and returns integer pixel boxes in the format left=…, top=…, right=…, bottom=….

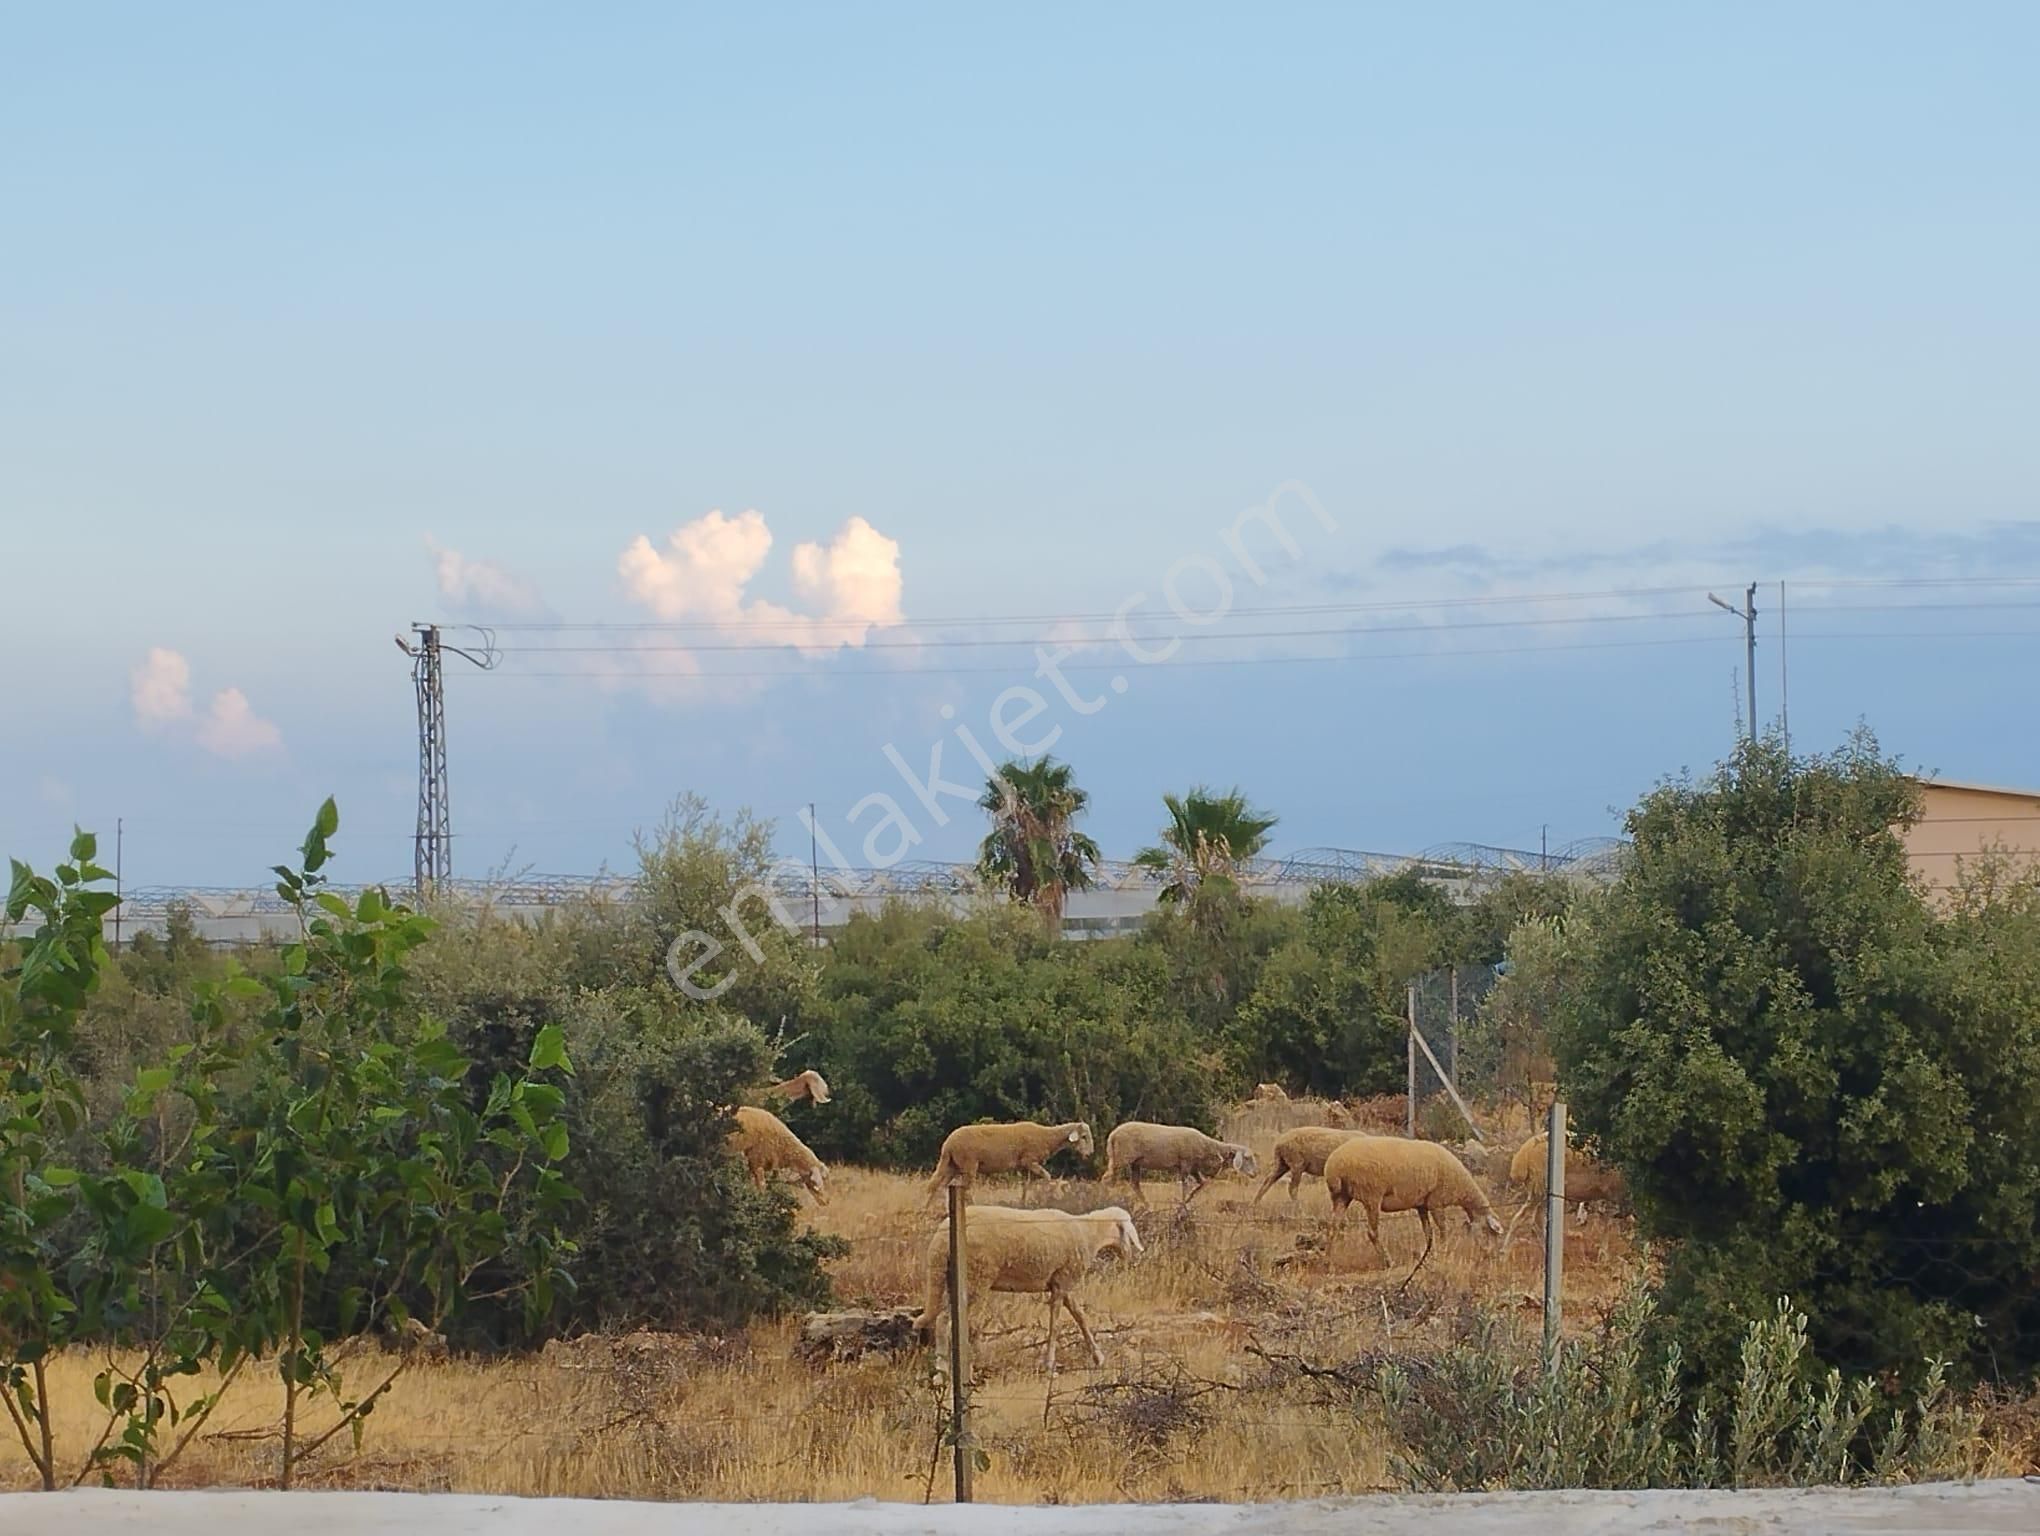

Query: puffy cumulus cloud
left=618, top=509, right=905, bottom=655
left=789, top=516, right=905, bottom=643
left=619, top=508, right=775, bottom=622
left=195, top=688, right=284, bottom=759
left=427, top=537, right=547, bottom=617
left=131, top=647, right=195, bottom=727
left=130, top=648, right=283, bottom=759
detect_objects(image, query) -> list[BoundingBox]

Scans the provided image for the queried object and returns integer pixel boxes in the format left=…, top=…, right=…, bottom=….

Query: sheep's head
left=1253, top=1082, right=1287, bottom=1102
left=1481, top=1212, right=1503, bottom=1237
left=804, top=1165, right=829, bottom=1205
left=1067, top=1124, right=1096, bottom=1157
left=1227, top=1144, right=1259, bottom=1176
left=1097, top=1206, right=1143, bottom=1256
left=1324, top=1102, right=1352, bottom=1127
left=797, top=1069, right=832, bottom=1105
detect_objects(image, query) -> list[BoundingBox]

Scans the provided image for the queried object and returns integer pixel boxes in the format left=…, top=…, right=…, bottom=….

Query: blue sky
left=4, top=3, right=2037, bottom=888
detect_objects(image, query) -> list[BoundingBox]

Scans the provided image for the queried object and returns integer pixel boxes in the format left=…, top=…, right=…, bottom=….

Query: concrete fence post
left=1543, top=1100, right=1566, bottom=1373
left=947, top=1182, right=973, bottom=1503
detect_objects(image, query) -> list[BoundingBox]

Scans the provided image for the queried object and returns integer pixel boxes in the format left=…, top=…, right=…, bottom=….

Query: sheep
left=728, top=1105, right=828, bottom=1204
left=1323, top=1101, right=1354, bottom=1128
left=1503, top=1134, right=1627, bottom=1242
left=912, top=1205, right=1142, bottom=1376
left=765, top=1068, right=831, bottom=1106
left=1251, top=1125, right=1365, bottom=1204
left=925, top=1121, right=1094, bottom=1205
left=1322, top=1134, right=1504, bottom=1285
left=1251, top=1082, right=1289, bottom=1102
left=1103, top=1121, right=1257, bottom=1205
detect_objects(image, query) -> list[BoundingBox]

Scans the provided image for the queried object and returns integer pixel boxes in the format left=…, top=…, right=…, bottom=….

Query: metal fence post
left=947, top=1182, right=973, bottom=1503
left=1542, top=1100, right=1566, bottom=1373
left=1405, top=982, right=1418, bottom=1137
left=1446, top=966, right=1459, bottom=1083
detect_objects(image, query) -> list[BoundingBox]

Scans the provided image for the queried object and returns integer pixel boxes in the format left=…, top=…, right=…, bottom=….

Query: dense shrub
left=1225, top=884, right=1432, bottom=1097
left=1551, top=733, right=2040, bottom=1386
left=798, top=903, right=1221, bottom=1168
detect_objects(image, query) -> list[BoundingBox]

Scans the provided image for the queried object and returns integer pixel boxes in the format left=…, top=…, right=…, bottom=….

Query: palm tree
left=975, top=757, right=1102, bottom=923
left=1133, top=786, right=1279, bottom=905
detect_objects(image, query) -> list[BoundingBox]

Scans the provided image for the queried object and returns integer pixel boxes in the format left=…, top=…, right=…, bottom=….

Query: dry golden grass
left=0, top=1112, right=1656, bottom=1502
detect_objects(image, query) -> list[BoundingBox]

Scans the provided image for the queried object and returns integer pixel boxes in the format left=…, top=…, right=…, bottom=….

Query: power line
left=485, top=601, right=2040, bottom=657
left=464, top=626, right=2040, bottom=682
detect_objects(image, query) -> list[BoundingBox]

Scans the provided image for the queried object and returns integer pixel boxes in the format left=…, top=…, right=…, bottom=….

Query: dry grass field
left=0, top=1101, right=1806, bottom=1501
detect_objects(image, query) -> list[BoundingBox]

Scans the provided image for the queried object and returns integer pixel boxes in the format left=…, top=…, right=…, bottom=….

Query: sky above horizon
left=4, top=3, right=2038, bottom=889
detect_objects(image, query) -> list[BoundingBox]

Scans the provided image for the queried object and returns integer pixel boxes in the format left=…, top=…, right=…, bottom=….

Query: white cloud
left=427, top=537, right=546, bottom=617
left=131, top=647, right=194, bottom=728
left=788, top=515, right=905, bottom=643
left=195, top=688, right=284, bottom=759
left=618, top=508, right=906, bottom=656
left=130, top=647, right=283, bottom=758
left=619, top=508, right=776, bottom=622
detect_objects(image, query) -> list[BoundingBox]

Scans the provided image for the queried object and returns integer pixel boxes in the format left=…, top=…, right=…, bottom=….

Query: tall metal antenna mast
left=396, top=623, right=497, bottom=900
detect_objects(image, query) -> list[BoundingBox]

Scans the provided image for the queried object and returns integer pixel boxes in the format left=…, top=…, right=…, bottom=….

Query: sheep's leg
left=1399, top=1208, right=1437, bottom=1294
left=1289, top=1167, right=1305, bottom=1202
left=1126, top=1163, right=1147, bottom=1205
left=1062, top=1291, right=1103, bottom=1366
left=1363, top=1199, right=1387, bottom=1269
left=1252, top=1162, right=1285, bottom=1204
left=1182, top=1171, right=1210, bottom=1206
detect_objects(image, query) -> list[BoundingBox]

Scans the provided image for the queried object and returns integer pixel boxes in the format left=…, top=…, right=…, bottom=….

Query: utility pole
left=1707, top=583, right=1759, bottom=742
left=396, top=623, right=496, bottom=901
left=1778, top=580, right=1790, bottom=757
left=113, top=817, right=123, bottom=950
left=809, top=802, right=822, bottom=948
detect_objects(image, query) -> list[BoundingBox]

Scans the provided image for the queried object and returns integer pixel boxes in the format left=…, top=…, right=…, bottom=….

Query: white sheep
left=1322, top=1135, right=1503, bottom=1282
left=925, top=1120, right=1095, bottom=1204
left=912, top=1204, right=1142, bottom=1375
left=1102, top=1121, right=1257, bottom=1205
left=1503, top=1133, right=1627, bottom=1242
left=728, top=1105, right=828, bottom=1204
left=765, top=1069, right=832, bottom=1106
left=1251, top=1082, right=1289, bottom=1102
left=1251, top=1125, right=1364, bottom=1204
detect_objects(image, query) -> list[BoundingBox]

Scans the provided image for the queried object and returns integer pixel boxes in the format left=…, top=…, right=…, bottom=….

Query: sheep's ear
left=1067, top=1129, right=1079, bottom=1142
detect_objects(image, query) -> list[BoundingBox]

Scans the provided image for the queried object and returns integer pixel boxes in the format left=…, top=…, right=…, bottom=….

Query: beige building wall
left=1903, top=779, right=2040, bottom=889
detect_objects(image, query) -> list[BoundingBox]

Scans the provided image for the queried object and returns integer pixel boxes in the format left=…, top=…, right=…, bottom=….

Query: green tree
left=1551, top=732, right=2040, bottom=1385
left=1133, top=786, right=1279, bottom=913
left=1227, top=882, right=1429, bottom=1097
left=975, top=757, right=1102, bottom=924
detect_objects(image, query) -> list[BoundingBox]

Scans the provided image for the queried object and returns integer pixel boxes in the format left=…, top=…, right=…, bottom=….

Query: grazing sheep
left=1103, top=1121, right=1258, bottom=1205
left=925, top=1121, right=1094, bottom=1204
left=1251, top=1125, right=1365, bottom=1204
left=1252, top=1082, right=1289, bottom=1102
left=912, top=1205, right=1142, bottom=1375
left=766, top=1069, right=832, bottom=1106
left=1323, top=1135, right=1504, bottom=1282
left=1323, top=1101, right=1354, bottom=1128
left=729, top=1105, right=828, bottom=1204
left=1504, top=1134, right=1627, bottom=1240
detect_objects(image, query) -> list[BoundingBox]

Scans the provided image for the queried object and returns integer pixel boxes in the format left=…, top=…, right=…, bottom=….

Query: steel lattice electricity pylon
left=396, top=624, right=496, bottom=900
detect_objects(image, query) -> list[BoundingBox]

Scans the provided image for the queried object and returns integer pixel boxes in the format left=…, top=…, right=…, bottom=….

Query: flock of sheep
left=725, top=1071, right=1624, bottom=1374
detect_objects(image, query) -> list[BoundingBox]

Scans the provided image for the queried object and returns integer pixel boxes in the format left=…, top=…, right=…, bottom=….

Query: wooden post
left=947, top=1182, right=973, bottom=1503
left=1405, top=982, right=1418, bottom=1137
left=1542, top=1100, right=1566, bottom=1373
